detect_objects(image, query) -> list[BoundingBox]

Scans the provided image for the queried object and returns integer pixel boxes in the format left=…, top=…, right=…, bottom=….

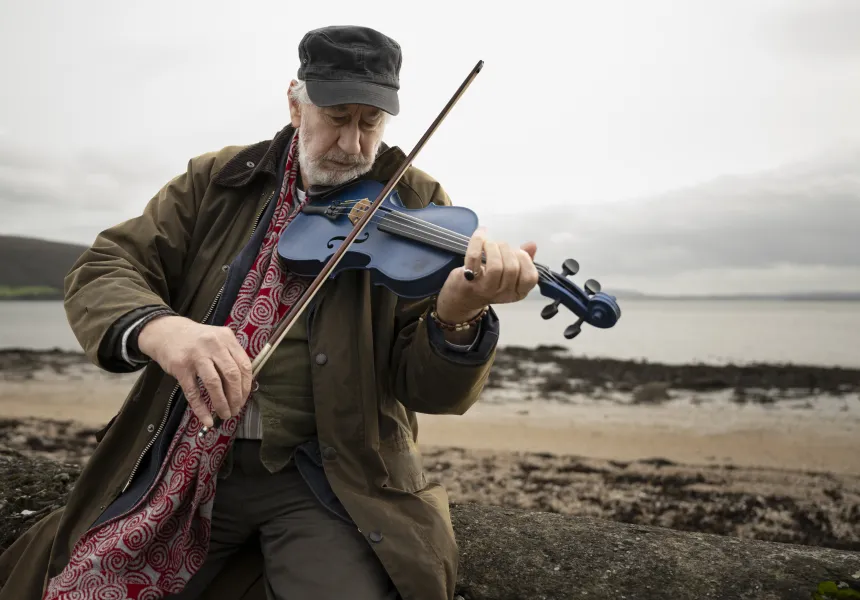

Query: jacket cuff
left=97, top=304, right=175, bottom=372
left=426, top=306, right=498, bottom=365
left=435, top=321, right=482, bottom=353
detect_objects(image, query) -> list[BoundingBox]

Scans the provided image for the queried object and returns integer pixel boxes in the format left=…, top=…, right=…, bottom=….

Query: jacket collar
left=213, top=124, right=407, bottom=189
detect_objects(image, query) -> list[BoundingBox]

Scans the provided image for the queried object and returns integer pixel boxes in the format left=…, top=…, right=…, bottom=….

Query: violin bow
left=199, top=61, right=484, bottom=435
left=251, top=60, right=485, bottom=375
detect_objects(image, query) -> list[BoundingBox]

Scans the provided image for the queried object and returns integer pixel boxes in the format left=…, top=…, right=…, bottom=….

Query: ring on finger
left=464, top=265, right=484, bottom=282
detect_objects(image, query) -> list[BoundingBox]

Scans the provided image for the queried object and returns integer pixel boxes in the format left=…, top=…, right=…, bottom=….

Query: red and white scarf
left=44, top=133, right=310, bottom=599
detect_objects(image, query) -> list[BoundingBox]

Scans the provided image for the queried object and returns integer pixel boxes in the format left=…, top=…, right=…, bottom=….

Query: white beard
left=297, top=126, right=378, bottom=187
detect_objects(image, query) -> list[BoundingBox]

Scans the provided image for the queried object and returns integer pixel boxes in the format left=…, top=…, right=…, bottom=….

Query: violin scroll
left=536, top=257, right=621, bottom=339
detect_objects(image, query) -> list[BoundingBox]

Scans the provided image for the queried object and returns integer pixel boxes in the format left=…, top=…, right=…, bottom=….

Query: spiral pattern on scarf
left=77, top=572, right=107, bottom=594
left=229, top=292, right=253, bottom=323
left=137, top=586, right=165, bottom=600
left=249, top=293, right=277, bottom=330
left=238, top=266, right=263, bottom=297
left=147, top=541, right=169, bottom=571
left=93, top=583, right=127, bottom=600
left=248, top=325, right=272, bottom=357
left=137, top=588, right=164, bottom=600
left=103, top=549, right=129, bottom=574
left=263, top=261, right=281, bottom=286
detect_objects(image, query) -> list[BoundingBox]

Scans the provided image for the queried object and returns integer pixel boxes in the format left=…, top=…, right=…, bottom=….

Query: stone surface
left=450, top=503, right=860, bottom=600
left=2, top=453, right=859, bottom=599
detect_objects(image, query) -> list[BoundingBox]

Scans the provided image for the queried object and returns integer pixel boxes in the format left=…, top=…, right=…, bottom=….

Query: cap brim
left=305, top=79, right=399, bottom=116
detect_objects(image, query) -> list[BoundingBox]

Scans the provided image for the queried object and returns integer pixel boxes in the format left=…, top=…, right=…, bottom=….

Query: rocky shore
left=1, top=347, right=858, bottom=558
left=4, top=346, right=860, bottom=403
left=1, top=417, right=858, bottom=555
left=3, top=450, right=858, bottom=600
left=487, top=345, right=860, bottom=405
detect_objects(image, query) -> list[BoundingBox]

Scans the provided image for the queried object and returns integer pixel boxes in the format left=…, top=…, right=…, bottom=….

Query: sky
left=1, top=0, right=859, bottom=294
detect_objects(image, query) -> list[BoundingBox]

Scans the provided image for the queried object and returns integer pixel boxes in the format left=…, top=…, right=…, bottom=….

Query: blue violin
left=252, top=60, right=620, bottom=377
left=278, top=179, right=621, bottom=339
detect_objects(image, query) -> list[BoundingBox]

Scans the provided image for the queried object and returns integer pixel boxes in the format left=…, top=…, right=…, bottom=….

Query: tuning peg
left=584, top=279, right=601, bottom=295
left=564, top=320, right=583, bottom=339
left=541, top=300, right=560, bottom=319
left=562, top=258, right=580, bottom=277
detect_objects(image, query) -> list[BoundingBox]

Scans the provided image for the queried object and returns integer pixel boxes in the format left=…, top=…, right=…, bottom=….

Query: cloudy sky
left=1, top=0, right=859, bottom=294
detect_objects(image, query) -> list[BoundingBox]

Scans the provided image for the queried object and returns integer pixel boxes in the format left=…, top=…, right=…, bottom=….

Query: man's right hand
left=137, top=315, right=253, bottom=428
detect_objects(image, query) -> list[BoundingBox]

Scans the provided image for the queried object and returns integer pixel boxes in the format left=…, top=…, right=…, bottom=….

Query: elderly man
left=0, top=25, right=538, bottom=600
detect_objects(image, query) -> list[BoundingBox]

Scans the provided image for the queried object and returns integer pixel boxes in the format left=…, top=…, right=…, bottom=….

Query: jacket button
left=246, top=161, right=255, bottom=168
left=146, top=424, right=155, bottom=433
left=315, top=353, right=327, bottom=366
left=221, top=264, right=229, bottom=272
left=369, top=531, right=383, bottom=543
left=322, top=446, right=337, bottom=460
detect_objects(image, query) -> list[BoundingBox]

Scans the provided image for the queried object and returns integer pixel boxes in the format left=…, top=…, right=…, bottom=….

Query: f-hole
left=327, top=232, right=370, bottom=249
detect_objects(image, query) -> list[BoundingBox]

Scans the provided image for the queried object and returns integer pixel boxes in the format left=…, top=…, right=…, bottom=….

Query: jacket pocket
left=380, top=427, right=427, bottom=494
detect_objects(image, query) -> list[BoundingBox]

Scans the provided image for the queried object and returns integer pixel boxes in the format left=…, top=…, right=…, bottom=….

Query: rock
left=2, top=454, right=859, bottom=599
left=486, top=347, right=860, bottom=398
left=632, top=382, right=671, bottom=404
left=451, top=503, right=860, bottom=600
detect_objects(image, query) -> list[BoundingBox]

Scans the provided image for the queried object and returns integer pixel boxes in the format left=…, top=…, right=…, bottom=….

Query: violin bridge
left=347, top=198, right=372, bottom=225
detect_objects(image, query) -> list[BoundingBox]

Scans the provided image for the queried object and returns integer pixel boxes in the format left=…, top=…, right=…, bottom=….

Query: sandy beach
left=1, top=347, right=858, bottom=552
left=2, top=347, right=857, bottom=474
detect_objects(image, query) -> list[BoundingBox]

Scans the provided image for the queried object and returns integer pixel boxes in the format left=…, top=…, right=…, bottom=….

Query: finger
left=464, top=227, right=486, bottom=280
left=481, top=238, right=502, bottom=291
left=177, top=373, right=213, bottom=428
left=520, top=241, right=537, bottom=260
left=497, top=242, right=519, bottom=299
left=515, top=248, right=540, bottom=299
left=224, top=335, right=253, bottom=406
left=212, top=348, right=243, bottom=417
left=197, top=359, right=232, bottom=421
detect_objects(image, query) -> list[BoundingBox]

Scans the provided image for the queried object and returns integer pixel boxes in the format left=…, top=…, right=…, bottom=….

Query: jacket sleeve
left=63, top=155, right=214, bottom=373
left=389, top=174, right=500, bottom=415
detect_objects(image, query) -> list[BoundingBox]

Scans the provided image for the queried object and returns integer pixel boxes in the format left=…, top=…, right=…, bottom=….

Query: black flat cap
left=297, top=25, right=402, bottom=116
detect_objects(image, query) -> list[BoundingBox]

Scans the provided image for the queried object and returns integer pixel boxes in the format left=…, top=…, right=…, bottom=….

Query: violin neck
left=377, top=214, right=470, bottom=257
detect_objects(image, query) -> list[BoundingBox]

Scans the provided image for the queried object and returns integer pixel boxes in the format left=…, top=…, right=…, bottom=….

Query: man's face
left=290, top=90, right=388, bottom=187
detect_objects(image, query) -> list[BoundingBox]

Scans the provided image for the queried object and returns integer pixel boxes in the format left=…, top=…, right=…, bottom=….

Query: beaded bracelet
left=428, top=305, right=488, bottom=332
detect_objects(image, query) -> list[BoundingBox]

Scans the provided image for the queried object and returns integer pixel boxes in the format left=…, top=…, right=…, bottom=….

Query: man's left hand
left=435, top=226, right=539, bottom=325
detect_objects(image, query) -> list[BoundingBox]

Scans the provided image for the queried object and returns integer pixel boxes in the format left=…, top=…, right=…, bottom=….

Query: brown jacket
left=0, top=125, right=498, bottom=599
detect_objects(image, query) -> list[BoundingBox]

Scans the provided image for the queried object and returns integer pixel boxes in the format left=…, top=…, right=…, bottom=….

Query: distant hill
left=0, top=235, right=88, bottom=300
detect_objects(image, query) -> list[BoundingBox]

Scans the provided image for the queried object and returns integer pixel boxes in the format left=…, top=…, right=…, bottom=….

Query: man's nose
left=338, top=124, right=361, bottom=156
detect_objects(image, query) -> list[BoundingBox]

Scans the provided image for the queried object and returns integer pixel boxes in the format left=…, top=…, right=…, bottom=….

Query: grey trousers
left=167, top=440, right=398, bottom=600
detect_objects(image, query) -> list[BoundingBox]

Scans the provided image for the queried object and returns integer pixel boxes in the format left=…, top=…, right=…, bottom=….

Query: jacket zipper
left=121, top=190, right=275, bottom=493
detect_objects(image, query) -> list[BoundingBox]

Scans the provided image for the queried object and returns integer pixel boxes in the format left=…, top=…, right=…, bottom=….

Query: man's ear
left=288, top=80, right=302, bottom=128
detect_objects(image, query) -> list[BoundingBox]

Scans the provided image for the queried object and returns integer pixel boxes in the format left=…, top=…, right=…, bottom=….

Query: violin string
left=324, top=205, right=555, bottom=278
left=323, top=205, right=475, bottom=254
left=332, top=204, right=557, bottom=282
left=321, top=204, right=555, bottom=281
left=308, top=202, right=554, bottom=281
left=326, top=202, right=474, bottom=246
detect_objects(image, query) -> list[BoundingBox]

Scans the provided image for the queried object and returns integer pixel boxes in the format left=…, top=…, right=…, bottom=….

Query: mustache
left=320, top=148, right=372, bottom=166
